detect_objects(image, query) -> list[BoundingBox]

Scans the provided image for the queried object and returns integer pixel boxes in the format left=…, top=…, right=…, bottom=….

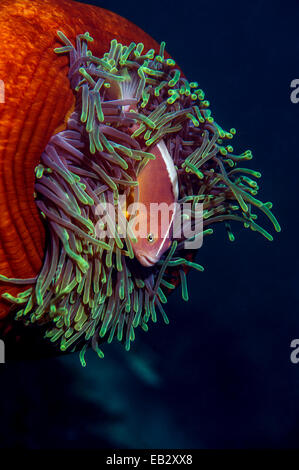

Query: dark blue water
left=0, top=0, right=298, bottom=449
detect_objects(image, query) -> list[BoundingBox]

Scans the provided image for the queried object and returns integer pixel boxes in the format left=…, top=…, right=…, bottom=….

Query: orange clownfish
left=130, top=140, right=179, bottom=267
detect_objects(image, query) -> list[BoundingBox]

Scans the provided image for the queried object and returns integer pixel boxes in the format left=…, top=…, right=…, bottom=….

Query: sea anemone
left=0, top=1, right=280, bottom=365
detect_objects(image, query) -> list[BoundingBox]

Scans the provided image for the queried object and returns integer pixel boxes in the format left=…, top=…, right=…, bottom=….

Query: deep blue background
left=0, top=0, right=298, bottom=449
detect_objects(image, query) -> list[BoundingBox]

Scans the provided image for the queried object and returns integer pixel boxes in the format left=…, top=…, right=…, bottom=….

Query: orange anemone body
left=0, top=0, right=161, bottom=320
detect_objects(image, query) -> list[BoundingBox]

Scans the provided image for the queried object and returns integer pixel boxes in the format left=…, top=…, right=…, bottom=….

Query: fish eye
left=147, top=233, right=155, bottom=243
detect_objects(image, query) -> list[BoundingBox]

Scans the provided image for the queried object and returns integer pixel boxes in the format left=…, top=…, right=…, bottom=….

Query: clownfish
left=110, top=73, right=179, bottom=266
left=129, top=140, right=179, bottom=267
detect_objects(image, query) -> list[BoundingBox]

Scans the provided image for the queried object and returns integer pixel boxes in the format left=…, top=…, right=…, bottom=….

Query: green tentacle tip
left=35, top=164, right=45, bottom=179
left=272, top=217, right=281, bottom=233
left=79, top=346, right=88, bottom=367
left=179, top=270, right=189, bottom=302
left=2, top=292, right=26, bottom=304
left=186, top=261, right=204, bottom=272
left=166, top=58, right=176, bottom=66
left=95, top=346, right=104, bottom=359
left=79, top=32, right=94, bottom=42
left=54, top=46, right=73, bottom=54
left=225, top=222, right=235, bottom=242
left=57, top=30, right=72, bottom=44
